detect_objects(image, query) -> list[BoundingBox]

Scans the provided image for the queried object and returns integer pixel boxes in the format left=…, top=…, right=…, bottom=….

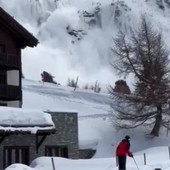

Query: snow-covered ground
left=5, top=79, right=170, bottom=170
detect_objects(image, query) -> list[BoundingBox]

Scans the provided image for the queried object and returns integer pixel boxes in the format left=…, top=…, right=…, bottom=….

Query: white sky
left=5, top=79, right=170, bottom=170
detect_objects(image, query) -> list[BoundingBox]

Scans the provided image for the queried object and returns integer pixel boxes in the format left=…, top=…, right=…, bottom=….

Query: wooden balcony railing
left=0, top=84, right=20, bottom=100
left=0, top=53, right=20, bottom=67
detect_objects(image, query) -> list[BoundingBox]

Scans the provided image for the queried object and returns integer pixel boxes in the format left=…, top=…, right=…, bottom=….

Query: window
left=3, top=146, right=29, bottom=169
left=0, top=70, right=6, bottom=84
left=0, top=44, right=6, bottom=53
left=45, top=145, right=68, bottom=158
left=0, top=103, right=7, bottom=106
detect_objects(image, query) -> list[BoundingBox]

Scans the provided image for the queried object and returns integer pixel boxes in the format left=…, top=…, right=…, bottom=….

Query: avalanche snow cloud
left=1, top=0, right=170, bottom=88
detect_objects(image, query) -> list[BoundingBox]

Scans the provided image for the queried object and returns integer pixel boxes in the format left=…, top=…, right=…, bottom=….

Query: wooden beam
left=0, top=135, right=7, bottom=144
left=36, top=135, right=47, bottom=153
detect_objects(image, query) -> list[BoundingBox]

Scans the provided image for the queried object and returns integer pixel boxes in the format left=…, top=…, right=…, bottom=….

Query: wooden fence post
left=144, top=153, right=146, bottom=165
left=51, top=157, right=56, bottom=170
left=168, top=146, right=170, bottom=159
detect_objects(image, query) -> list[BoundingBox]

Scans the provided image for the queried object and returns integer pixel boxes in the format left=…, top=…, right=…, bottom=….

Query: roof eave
left=0, top=128, right=56, bottom=135
left=0, top=7, right=39, bottom=48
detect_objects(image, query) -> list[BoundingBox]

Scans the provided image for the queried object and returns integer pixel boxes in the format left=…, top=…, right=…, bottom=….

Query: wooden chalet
left=0, top=108, right=79, bottom=170
left=0, top=7, right=79, bottom=170
left=0, top=7, right=38, bottom=107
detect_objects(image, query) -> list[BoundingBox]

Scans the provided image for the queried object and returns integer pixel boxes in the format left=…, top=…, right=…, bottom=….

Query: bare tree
left=67, top=77, right=79, bottom=89
left=109, top=17, right=170, bottom=136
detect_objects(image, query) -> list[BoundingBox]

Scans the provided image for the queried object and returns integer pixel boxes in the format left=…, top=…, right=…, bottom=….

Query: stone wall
left=79, top=149, right=96, bottom=159
left=0, top=134, right=36, bottom=170
left=41, top=111, right=79, bottom=159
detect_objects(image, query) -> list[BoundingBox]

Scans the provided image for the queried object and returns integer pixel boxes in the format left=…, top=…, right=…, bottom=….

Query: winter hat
left=125, top=135, right=130, bottom=140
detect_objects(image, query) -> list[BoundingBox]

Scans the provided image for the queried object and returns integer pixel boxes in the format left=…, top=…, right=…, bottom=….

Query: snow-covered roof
left=0, top=106, right=55, bottom=134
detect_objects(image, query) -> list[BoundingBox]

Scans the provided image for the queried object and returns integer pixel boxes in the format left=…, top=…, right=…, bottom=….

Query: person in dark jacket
left=116, top=135, right=133, bottom=170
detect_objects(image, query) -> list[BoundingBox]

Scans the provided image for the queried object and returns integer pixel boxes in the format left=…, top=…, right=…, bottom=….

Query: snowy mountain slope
left=22, top=79, right=111, bottom=117
left=22, top=78, right=115, bottom=158
left=22, top=78, right=170, bottom=158
left=1, top=0, right=170, bottom=88
left=9, top=78, right=170, bottom=170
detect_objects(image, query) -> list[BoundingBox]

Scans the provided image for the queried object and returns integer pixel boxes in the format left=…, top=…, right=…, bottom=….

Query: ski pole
left=133, top=157, right=140, bottom=170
